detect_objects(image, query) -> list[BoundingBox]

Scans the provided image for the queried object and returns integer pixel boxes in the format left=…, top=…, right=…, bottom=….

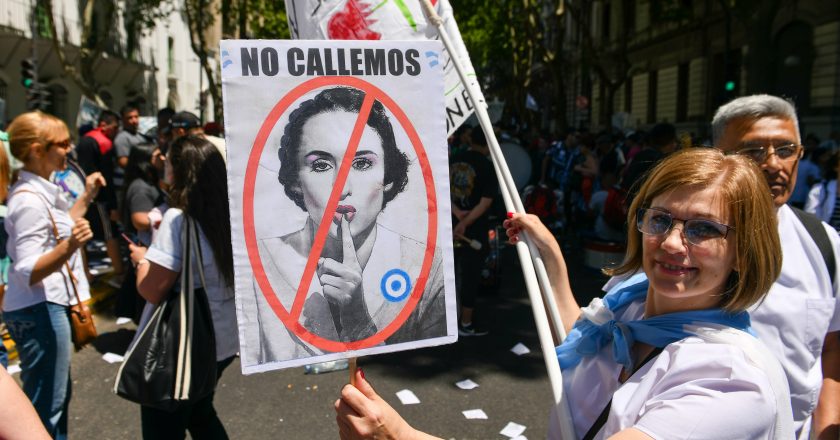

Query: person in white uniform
left=712, top=95, right=840, bottom=439
left=333, top=148, right=793, bottom=440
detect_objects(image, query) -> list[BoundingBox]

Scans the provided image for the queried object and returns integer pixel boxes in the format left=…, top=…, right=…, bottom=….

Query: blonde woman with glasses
left=335, top=148, right=793, bottom=440
left=3, top=111, right=104, bottom=439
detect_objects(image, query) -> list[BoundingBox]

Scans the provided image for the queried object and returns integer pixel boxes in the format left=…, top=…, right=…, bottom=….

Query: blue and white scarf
left=556, top=279, right=753, bottom=371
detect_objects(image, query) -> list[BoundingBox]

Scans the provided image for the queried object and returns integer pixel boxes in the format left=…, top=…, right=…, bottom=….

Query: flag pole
left=417, top=1, right=574, bottom=438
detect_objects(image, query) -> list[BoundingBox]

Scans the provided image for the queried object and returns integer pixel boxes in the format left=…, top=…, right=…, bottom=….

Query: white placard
left=221, top=39, right=457, bottom=374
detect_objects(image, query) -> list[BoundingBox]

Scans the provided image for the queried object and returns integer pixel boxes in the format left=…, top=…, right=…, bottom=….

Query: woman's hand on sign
left=68, top=218, right=93, bottom=250
left=318, top=216, right=373, bottom=339
left=335, top=369, right=441, bottom=440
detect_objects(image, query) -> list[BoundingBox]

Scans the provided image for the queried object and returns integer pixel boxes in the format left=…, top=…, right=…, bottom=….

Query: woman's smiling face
left=642, top=184, right=736, bottom=314
left=294, top=110, right=391, bottom=239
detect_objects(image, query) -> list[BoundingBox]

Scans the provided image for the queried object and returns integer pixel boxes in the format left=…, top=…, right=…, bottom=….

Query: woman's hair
left=277, top=87, right=409, bottom=211
left=167, top=135, right=234, bottom=287
left=605, top=148, right=781, bottom=313
left=121, top=143, right=158, bottom=227
left=6, top=111, right=68, bottom=163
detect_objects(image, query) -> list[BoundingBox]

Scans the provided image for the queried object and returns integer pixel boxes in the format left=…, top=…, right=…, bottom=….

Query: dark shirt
left=450, top=149, right=498, bottom=237
left=76, top=135, right=116, bottom=208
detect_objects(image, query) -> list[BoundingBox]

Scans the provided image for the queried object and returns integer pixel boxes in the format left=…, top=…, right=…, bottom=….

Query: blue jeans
left=5, top=302, right=72, bottom=440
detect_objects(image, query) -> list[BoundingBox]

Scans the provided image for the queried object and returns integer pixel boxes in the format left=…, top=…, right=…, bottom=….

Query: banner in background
left=285, top=0, right=480, bottom=136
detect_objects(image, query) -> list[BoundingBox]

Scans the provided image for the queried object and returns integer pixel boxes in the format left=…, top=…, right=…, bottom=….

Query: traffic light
left=20, top=58, right=36, bottom=89
left=26, top=84, right=50, bottom=111
left=725, top=81, right=736, bottom=92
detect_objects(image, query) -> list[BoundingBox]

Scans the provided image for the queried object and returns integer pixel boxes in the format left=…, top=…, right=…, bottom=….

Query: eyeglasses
left=637, top=208, right=733, bottom=246
left=733, top=142, right=801, bottom=163
left=47, top=139, right=72, bottom=149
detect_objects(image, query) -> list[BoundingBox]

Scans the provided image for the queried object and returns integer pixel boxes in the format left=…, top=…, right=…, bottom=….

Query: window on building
left=168, top=37, right=175, bottom=73
left=677, top=63, right=689, bottom=122
left=647, top=71, right=658, bottom=124
left=45, top=84, right=68, bottom=121
left=602, top=1, right=612, bottom=41
left=625, top=78, right=632, bottom=113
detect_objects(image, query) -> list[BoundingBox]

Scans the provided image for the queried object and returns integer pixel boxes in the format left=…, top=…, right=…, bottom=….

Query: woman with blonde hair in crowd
left=3, top=111, right=104, bottom=439
left=335, top=148, right=793, bottom=439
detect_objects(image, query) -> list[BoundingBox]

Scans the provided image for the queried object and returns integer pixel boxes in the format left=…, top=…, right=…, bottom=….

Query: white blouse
left=144, top=208, right=239, bottom=361
left=3, top=171, right=90, bottom=311
left=550, top=299, right=791, bottom=440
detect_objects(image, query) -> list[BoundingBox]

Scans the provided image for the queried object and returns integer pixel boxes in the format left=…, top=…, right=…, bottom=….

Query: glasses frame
left=636, top=207, right=734, bottom=246
left=731, top=142, right=803, bottom=163
left=46, top=138, right=72, bottom=149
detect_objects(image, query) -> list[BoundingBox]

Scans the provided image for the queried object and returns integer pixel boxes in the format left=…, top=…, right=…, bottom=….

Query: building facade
left=0, top=0, right=218, bottom=132
left=568, top=0, right=840, bottom=140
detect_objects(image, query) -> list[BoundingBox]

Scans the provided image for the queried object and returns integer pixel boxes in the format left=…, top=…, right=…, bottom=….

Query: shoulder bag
left=114, top=217, right=217, bottom=412
left=13, top=189, right=97, bottom=350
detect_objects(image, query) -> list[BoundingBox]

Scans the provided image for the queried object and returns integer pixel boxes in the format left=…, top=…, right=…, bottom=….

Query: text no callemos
left=239, top=47, right=424, bottom=78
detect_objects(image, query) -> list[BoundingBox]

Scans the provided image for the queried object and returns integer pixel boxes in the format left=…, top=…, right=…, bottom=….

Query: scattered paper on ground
left=396, top=389, right=420, bottom=405
left=7, top=364, right=21, bottom=375
left=102, top=353, right=124, bottom=364
left=511, top=343, right=530, bottom=356
left=462, top=409, right=488, bottom=419
left=115, top=317, right=132, bottom=325
left=500, top=421, right=527, bottom=438
left=456, top=379, right=479, bottom=390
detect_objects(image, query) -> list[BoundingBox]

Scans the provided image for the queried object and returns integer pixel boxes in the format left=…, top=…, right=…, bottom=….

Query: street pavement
left=10, top=238, right=609, bottom=439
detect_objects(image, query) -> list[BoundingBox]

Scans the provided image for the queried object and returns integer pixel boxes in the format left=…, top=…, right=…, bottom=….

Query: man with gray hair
left=713, top=94, right=840, bottom=439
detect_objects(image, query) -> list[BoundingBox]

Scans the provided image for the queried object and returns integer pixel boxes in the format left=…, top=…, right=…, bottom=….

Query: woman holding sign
left=335, top=148, right=793, bottom=439
left=255, top=86, right=446, bottom=356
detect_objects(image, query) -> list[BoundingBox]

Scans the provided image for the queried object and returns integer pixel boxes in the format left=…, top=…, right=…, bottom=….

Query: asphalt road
left=17, top=240, right=608, bottom=439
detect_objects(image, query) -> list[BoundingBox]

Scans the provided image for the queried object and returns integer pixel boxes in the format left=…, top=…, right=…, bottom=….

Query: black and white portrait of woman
left=240, top=86, right=450, bottom=366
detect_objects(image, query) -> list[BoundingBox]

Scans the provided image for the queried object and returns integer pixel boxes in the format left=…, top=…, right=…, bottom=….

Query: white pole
left=417, top=1, right=575, bottom=438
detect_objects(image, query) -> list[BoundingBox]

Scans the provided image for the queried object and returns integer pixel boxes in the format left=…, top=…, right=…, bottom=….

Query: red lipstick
left=333, top=205, right=356, bottom=224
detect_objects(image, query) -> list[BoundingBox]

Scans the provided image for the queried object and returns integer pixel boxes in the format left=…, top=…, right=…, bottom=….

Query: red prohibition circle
left=243, top=76, right=438, bottom=353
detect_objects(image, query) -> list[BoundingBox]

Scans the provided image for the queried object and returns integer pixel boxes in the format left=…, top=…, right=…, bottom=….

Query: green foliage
left=246, top=0, right=291, bottom=39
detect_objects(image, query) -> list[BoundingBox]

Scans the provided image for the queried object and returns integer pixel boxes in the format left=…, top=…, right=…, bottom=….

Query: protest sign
left=221, top=39, right=457, bottom=374
left=285, top=0, right=479, bottom=136
left=76, top=95, right=103, bottom=129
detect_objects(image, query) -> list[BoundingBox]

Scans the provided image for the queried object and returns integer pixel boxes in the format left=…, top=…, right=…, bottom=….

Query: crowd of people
left=0, top=106, right=234, bottom=439
left=1, top=92, right=839, bottom=440
left=336, top=94, right=840, bottom=440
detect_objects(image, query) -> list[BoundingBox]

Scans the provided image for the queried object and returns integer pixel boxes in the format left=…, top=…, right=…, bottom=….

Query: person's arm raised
left=69, top=172, right=105, bottom=220
left=335, top=369, right=441, bottom=440
left=504, top=213, right=580, bottom=335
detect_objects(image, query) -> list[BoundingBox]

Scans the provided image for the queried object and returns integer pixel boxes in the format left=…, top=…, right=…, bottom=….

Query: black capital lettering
left=387, top=49, right=404, bottom=76
left=323, top=49, right=338, bottom=75
left=241, top=47, right=259, bottom=76
left=364, top=49, right=386, bottom=75
left=462, top=88, right=473, bottom=111
left=287, top=48, right=304, bottom=76
left=307, top=48, right=325, bottom=76
left=337, top=49, right=350, bottom=75
left=350, top=49, right=364, bottom=75
left=405, top=49, right=420, bottom=76
left=260, top=48, right=280, bottom=76
left=446, top=97, right=464, bottom=128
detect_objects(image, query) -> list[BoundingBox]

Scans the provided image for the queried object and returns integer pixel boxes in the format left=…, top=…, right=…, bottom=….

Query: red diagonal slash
left=288, top=92, right=376, bottom=321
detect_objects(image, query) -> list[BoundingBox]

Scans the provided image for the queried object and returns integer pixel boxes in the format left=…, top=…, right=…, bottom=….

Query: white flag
left=285, top=0, right=480, bottom=135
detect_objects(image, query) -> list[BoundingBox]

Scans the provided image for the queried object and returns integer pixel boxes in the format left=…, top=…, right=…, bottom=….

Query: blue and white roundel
left=380, top=269, right=411, bottom=302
